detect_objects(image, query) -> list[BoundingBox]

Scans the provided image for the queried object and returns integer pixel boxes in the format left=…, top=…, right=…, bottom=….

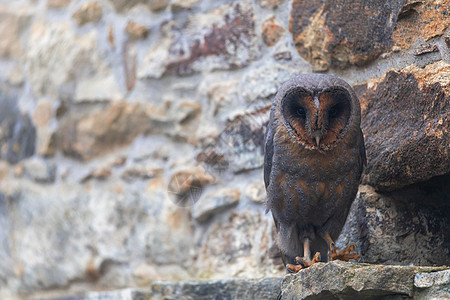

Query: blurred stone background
left=0, top=0, right=448, bottom=299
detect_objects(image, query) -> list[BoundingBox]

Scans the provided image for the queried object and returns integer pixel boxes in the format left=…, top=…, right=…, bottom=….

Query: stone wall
left=0, top=0, right=448, bottom=299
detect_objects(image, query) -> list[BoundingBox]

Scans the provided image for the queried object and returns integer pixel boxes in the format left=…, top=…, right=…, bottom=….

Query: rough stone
left=262, top=16, right=285, bottom=47
left=0, top=6, right=30, bottom=59
left=47, top=0, right=70, bottom=9
left=280, top=261, right=449, bottom=299
left=197, top=211, right=279, bottom=278
left=123, top=42, right=137, bottom=91
left=121, top=162, right=163, bottom=182
left=138, top=3, right=259, bottom=78
left=415, top=269, right=450, bottom=288
left=148, top=0, right=168, bottom=11
left=197, top=105, right=270, bottom=174
left=125, top=21, right=149, bottom=39
left=32, top=99, right=57, bottom=156
left=81, top=165, right=112, bottom=182
left=60, top=101, right=151, bottom=160
left=7, top=64, right=25, bottom=86
left=258, top=0, right=283, bottom=8
left=191, top=188, right=240, bottom=222
left=167, top=167, right=215, bottom=207
left=356, top=62, right=450, bottom=190
left=244, top=180, right=266, bottom=204
left=337, top=183, right=450, bottom=266
left=241, top=64, right=298, bottom=102
left=170, top=0, right=200, bottom=11
left=26, top=21, right=105, bottom=98
left=0, top=177, right=195, bottom=296
left=72, top=2, right=103, bottom=26
left=200, top=79, right=240, bottom=118
left=150, top=278, right=282, bottom=300
left=109, top=0, right=149, bottom=12
left=22, top=157, right=56, bottom=183
left=0, top=96, right=36, bottom=164
left=393, top=0, right=450, bottom=50
left=74, top=74, right=123, bottom=102
left=289, top=0, right=405, bottom=71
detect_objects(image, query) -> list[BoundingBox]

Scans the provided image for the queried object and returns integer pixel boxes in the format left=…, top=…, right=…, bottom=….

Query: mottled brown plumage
left=264, top=74, right=366, bottom=272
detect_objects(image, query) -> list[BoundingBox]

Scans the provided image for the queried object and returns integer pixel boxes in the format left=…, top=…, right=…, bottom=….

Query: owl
left=264, top=74, right=366, bottom=272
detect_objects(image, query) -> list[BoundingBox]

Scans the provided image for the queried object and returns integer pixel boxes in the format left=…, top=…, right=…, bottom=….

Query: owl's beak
left=311, top=132, right=321, bottom=146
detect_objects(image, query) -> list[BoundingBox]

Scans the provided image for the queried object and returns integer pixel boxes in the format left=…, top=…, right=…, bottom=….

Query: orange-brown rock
left=47, top=0, right=70, bottom=9
left=289, top=0, right=405, bottom=71
left=356, top=61, right=450, bottom=191
left=125, top=21, right=149, bottom=39
left=393, top=0, right=450, bottom=50
left=72, top=2, right=102, bottom=26
left=262, top=17, right=285, bottom=47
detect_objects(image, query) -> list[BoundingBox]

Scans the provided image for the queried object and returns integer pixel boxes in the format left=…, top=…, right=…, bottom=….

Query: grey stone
left=337, top=184, right=450, bottom=266
left=245, top=181, right=266, bottom=204
left=22, top=157, right=56, bottom=183
left=74, top=74, right=123, bottom=102
left=138, top=3, right=259, bottom=78
left=0, top=96, right=36, bottom=164
left=415, top=269, right=450, bottom=288
left=150, top=277, right=282, bottom=300
left=241, top=64, right=298, bottom=102
left=85, top=289, right=151, bottom=300
left=191, top=188, right=240, bottom=222
left=280, top=261, right=449, bottom=299
left=26, top=21, right=106, bottom=98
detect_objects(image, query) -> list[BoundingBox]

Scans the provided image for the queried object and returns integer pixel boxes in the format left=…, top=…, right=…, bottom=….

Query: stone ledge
left=42, top=262, right=449, bottom=300
left=281, top=261, right=449, bottom=300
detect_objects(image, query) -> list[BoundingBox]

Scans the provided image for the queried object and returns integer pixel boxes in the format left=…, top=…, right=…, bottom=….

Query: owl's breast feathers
left=265, top=116, right=364, bottom=228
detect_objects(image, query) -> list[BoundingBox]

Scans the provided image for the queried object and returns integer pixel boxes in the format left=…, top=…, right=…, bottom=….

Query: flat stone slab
left=37, top=262, right=449, bottom=299
left=281, top=261, right=449, bottom=299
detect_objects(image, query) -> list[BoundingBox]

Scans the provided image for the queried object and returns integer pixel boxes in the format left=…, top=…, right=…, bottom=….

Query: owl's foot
left=330, top=243, right=359, bottom=262
left=286, top=252, right=321, bottom=273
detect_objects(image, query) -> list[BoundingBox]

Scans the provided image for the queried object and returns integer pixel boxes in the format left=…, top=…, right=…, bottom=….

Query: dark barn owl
left=264, top=74, right=366, bottom=272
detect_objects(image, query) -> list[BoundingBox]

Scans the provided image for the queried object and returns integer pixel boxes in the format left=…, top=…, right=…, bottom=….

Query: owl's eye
left=296, top=106, right=306, bottom=119
left=329, top=105, right=341, bottom=118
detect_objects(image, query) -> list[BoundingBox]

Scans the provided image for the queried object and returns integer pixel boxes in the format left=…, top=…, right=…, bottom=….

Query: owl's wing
left=264, top=122, right=274, bottom=189
left=358, top=128, right=367, bottom=175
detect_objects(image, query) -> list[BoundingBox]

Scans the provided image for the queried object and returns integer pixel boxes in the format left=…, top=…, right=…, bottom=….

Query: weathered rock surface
left=393, top=0, right=450, bottom=50
left=26, top=21, right=106, bottom=98
left=280, top=261, right=449, bottom=299
left=150, top=278, right=283, bottom=300
left=47, top=0, right=70, bottom=9
left=191, top=188, right=240, bottom=222
left=338, top=182, right=450, bottom=267
left=125, top=21, right=149, bottom=40
left=289, top=0, right=405, bottom=71
left=357, top=62, right=450, bottom=191
left=38, top=262, right=450, bottom=299
left=262, top=16, right=285, bottom=47
left=0, top=96, right=36, bottom=164
left=72, top=2, right=103, bottom=26
left=60, top=101, right=151, bottom=160
left=0, top=6, right=31, bottom=59
left=138, top=3, right=259, bottom=78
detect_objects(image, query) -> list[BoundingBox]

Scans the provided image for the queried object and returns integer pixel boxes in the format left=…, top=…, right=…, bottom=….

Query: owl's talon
left=287, top=252, right=321, bottom=273
left=312, top=251, right=321, bottom=263
left=286, top=263, right=303, bottom=273
left=330, top=243, right=359, bottom=262
left=295, top=256, right=307, bottom=268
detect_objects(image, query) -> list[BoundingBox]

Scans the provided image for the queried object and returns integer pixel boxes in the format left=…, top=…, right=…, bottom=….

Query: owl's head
left=276, top=74, right=361, bottom=151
